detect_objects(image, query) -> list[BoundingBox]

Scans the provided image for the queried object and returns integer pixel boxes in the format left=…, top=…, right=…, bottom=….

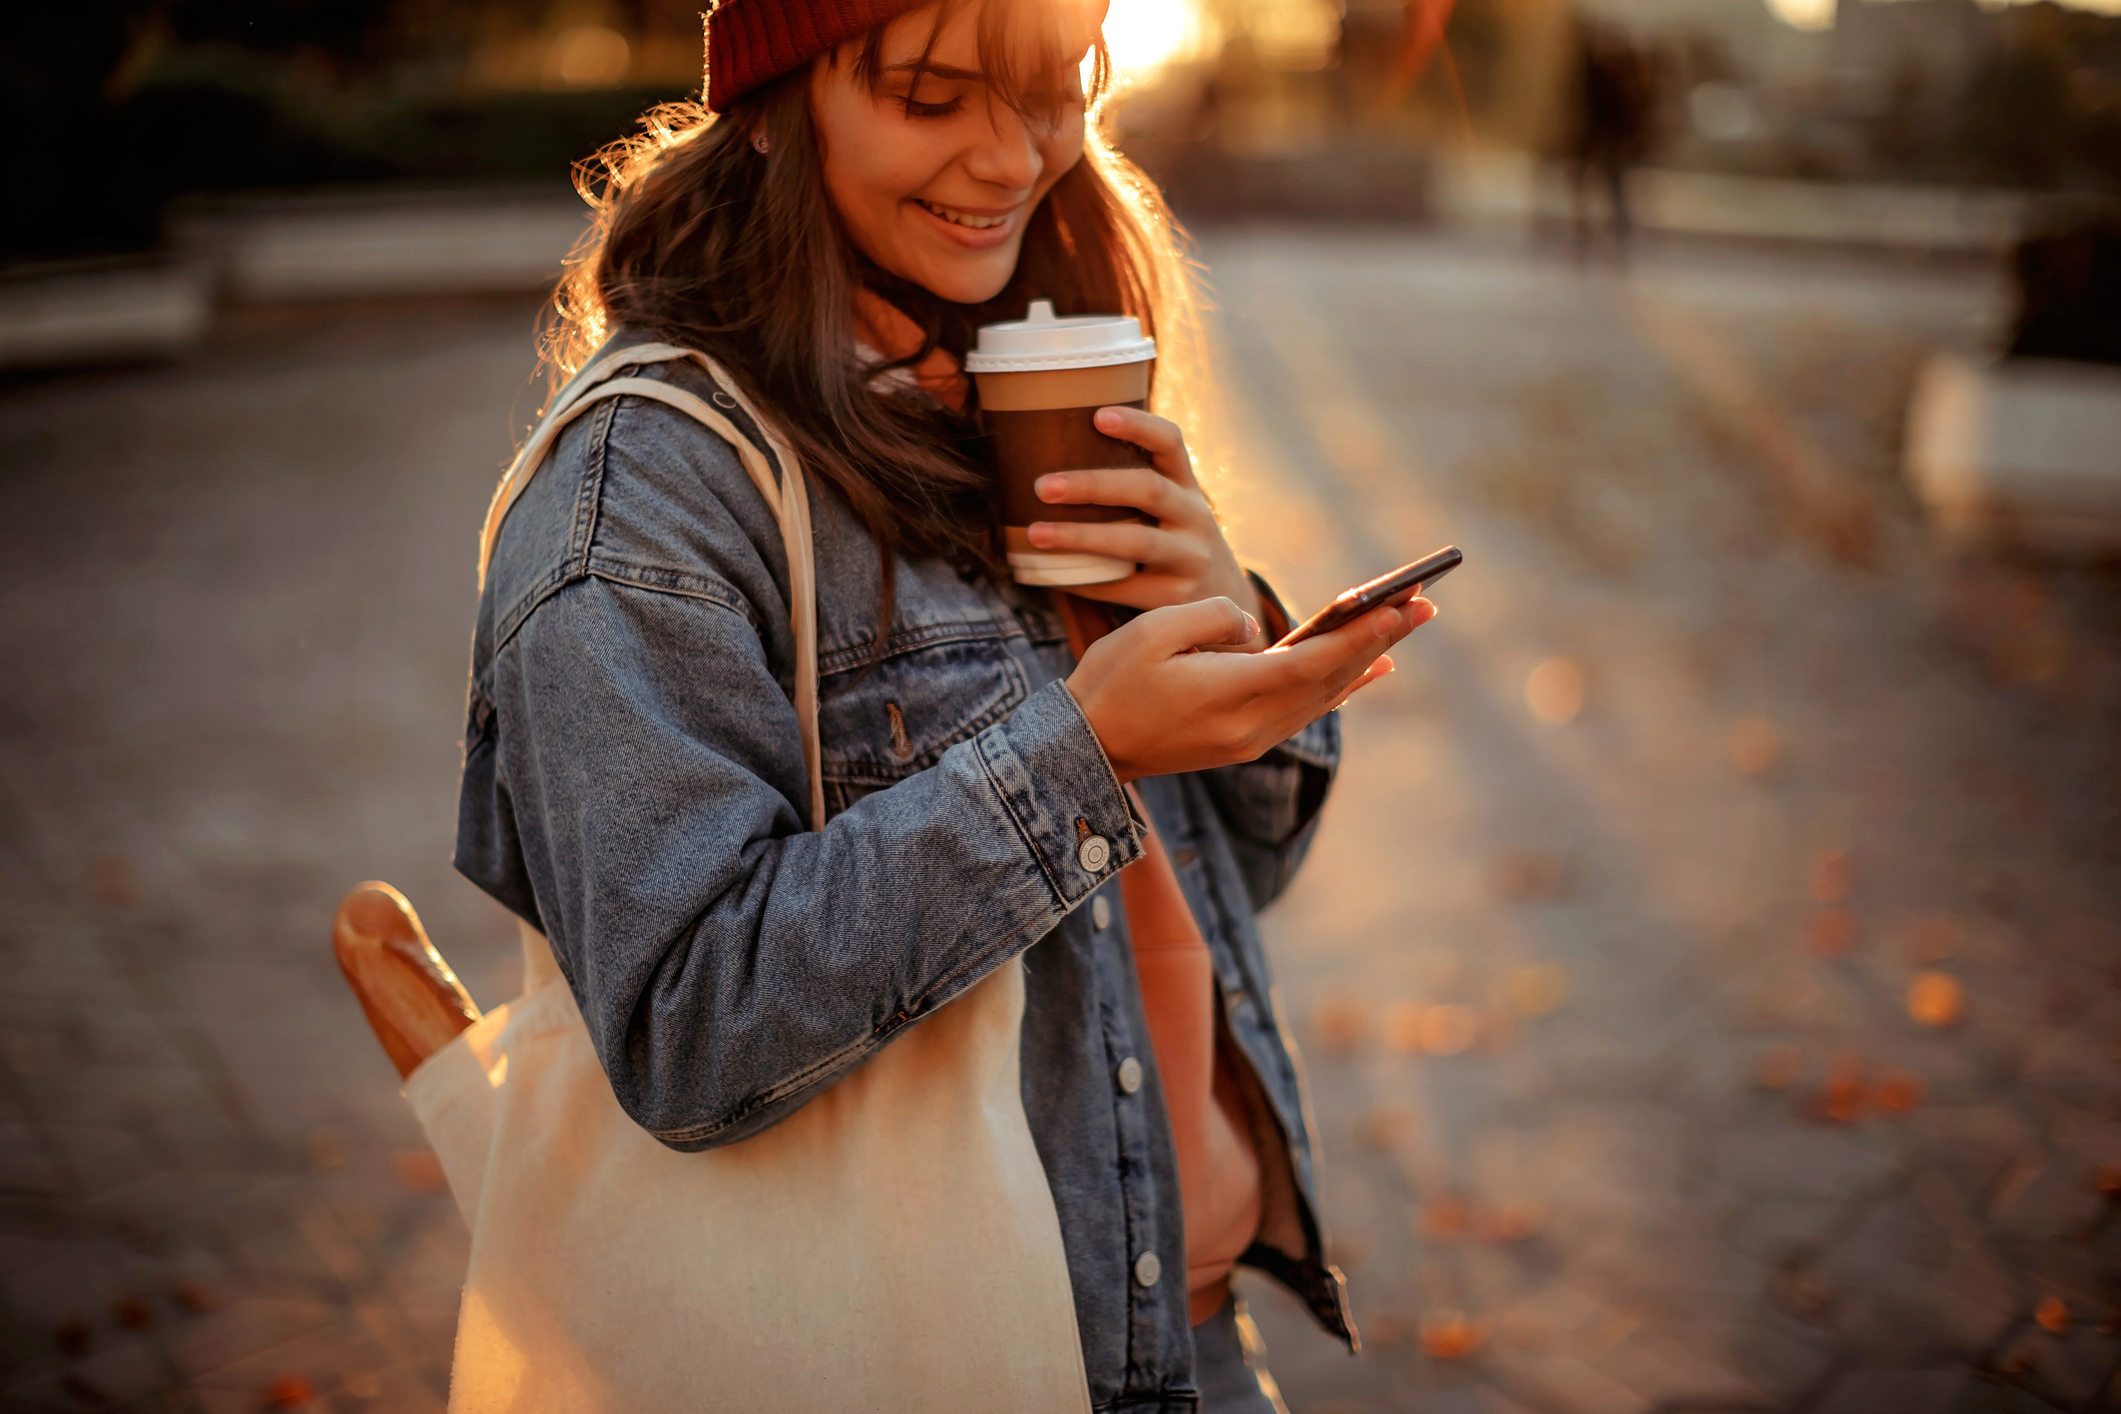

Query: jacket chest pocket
left=816, top=629, right=1031, bottom=815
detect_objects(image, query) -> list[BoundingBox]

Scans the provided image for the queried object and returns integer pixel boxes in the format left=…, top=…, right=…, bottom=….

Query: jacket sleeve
left=485, top=572, right=1143, bottom=1153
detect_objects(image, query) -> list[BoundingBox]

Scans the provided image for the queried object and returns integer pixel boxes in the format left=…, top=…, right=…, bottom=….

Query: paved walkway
left=1205, top=233, right=2121, bottom=1413
left=0, top=233, right=2113, bottom=1413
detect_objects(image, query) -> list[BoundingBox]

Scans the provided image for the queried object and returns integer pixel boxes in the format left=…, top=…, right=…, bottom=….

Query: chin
left=911, top=250, right=1020, bottom=306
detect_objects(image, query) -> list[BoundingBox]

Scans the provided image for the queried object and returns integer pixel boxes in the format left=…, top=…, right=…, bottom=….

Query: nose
left=963, top=100, right=1042, bottom=194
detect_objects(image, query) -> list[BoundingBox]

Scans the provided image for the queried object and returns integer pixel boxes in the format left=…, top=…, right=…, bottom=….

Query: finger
left=1027, top=519, right=1201, bottom=572
left=1325, top=655, right=1394, bottom=713
left=1091, top=406, right=1198, bottom=488
left=1381, top=597, right=1438, bottom=644
left=1036, top=468, right=1196, bottom=522
left=1260, top=604, right=1403, bottom=689
left=1134, top=597, right=1259, bottom=655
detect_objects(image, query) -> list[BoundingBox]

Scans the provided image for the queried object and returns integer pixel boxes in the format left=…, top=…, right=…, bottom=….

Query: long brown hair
left=539, top=0, right=1210, bottom=621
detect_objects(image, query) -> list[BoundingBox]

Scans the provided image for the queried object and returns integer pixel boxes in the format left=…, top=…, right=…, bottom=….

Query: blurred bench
left=1905, top=353, right=2121, bottom=557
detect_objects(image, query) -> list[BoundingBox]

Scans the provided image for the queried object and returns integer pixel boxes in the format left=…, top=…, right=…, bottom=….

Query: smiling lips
left=915, top=198, right=1013, bottom=230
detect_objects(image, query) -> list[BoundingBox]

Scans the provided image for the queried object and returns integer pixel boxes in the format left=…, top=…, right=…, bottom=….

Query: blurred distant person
left=1562, top=21, right=1655, bottom=263
left=1385, top=0, right=1460, bottom=100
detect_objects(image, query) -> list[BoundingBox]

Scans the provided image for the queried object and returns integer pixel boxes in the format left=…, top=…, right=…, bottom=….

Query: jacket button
left=1116, top=1056, right=1142, bottom=1094
left=1091, top=895, right=1112, bottom=931
left=1133, top=1251, right=1161, bottom=1287
left=1077, top=834, right=1111, bottom=873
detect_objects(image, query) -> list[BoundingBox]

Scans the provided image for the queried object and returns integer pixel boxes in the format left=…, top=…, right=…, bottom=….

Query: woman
left=455, top=0, right=1431, bottom=1407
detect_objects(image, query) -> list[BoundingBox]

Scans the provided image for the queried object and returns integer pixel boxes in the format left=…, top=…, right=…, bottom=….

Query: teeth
left=918, top=200, right=1007, bottom=230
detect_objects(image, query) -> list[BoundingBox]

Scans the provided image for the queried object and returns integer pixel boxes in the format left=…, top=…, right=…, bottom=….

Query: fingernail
left=1242, top=612, right=1260, bottom=640
left=1037, top=474, right=1066, bottom=499
left=1094, top=407, right=1120, bottom=429
left=1027, top=523, right=1054, bottom=547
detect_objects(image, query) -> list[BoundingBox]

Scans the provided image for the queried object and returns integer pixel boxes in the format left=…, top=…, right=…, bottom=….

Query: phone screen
left=1273, top=546, right=1462, bottom=649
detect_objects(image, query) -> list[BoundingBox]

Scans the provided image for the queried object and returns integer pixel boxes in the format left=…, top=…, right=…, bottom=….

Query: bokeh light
left=1101, top=0, right=1211, bottom=85
left=1764, top=0, right=1835, bottom=32
left=1524, top=656, right=1585, bottom=724
left=546, top=25, right=630, bottom=88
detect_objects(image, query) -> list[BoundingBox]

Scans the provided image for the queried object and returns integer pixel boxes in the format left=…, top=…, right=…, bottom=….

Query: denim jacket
left=455, top=330, right=1356, bottom=1410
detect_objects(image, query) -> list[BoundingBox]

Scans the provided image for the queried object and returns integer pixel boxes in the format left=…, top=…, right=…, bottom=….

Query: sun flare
left=1101, top=0, right=1210, bottom=83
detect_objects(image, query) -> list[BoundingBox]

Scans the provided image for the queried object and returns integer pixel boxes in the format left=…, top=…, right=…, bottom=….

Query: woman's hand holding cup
left=1027, top=406, right=1264, bottom=642
left=1067, top=594, right=1435, bottom=784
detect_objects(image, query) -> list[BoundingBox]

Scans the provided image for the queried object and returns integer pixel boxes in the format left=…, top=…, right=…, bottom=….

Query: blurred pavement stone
left=2, top=230, right=2116, bottom=1411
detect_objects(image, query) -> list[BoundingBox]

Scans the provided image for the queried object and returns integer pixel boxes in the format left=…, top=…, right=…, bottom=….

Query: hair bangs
left=850, top=0, right=1112, bottom=120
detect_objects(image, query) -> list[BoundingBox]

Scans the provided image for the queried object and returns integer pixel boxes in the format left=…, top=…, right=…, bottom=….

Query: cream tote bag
left=407, top=344, right=1092, bottom=1413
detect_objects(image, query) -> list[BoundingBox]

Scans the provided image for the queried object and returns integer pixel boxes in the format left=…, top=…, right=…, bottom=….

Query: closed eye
left=900, top=95, right=965, bottom=118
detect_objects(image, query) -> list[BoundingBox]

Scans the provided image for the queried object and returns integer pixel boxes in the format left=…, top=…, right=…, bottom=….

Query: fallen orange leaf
left=1808, top=850, right=1853, bottom=902
left=1871, top=1069, right=1924, bottom=1115
left=1907, top=971, right=1965, bottom=1027
left=1422, top=1194, right=1470, bottom=1240
left=1807, top=1052, right=1867, bottom=1124
left=1418, top=1311, right=1486, bottom=1360
left=1806, top=908, right=1858, bottom=957
left=1477, top=1203, right=1545, bottom=1242
left=265, top=1375, right=313, bottom=1410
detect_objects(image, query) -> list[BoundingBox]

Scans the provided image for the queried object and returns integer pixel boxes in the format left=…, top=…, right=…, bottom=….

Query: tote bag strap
left=477, top=344, right=825, bottom=831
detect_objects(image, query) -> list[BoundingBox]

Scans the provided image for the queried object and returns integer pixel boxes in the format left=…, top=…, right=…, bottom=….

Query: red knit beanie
left=704, top=0, right=1106, bottom=112
left=705, top=0, right=932, bottom=112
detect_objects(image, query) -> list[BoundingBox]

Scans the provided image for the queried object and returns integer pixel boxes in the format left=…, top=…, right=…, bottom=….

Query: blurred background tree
left=0, top=2, right=701, bottom=262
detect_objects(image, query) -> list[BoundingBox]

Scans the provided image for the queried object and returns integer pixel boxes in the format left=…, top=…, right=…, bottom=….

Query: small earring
left=753, top=133, right=769, bottom=154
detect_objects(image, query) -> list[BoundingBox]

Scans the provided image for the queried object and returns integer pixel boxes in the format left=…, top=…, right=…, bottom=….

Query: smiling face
left=810, top=2, right=1093, bottom=305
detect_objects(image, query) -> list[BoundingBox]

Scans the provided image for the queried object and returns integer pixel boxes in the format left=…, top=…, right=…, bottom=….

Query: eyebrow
left=884, top=61, right=984, bottom=81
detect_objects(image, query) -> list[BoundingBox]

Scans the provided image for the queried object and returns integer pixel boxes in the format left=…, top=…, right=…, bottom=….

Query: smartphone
left=1273, top=545, right=1462, bottom=649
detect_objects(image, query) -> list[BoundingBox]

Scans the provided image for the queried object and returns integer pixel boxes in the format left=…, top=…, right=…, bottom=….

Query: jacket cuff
left=1267, top=709, right=1341, bottom=771
left=975, top=680, right=1144, bottom=907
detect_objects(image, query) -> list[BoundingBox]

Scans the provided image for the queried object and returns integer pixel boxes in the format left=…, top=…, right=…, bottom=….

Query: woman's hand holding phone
left=1024, top=406, right=1266, bottom=645
left=1067, top=594, right=1435, bottom=784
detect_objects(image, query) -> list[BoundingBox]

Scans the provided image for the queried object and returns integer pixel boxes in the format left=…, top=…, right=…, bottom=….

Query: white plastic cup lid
left=964, top=300, right=1156, bottom=373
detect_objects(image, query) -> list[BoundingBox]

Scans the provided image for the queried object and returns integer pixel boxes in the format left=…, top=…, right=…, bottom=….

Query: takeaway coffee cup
left=966, top=300, right=1157, bottom=586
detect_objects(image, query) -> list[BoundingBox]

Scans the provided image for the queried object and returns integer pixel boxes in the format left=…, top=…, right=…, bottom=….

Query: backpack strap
left=478, top=345, right=825, bottom=832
